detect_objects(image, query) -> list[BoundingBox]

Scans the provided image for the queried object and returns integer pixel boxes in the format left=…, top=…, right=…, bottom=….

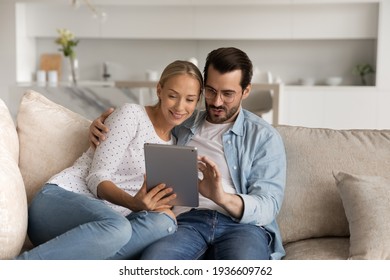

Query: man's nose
left=210, top=92, right=224, bottom=106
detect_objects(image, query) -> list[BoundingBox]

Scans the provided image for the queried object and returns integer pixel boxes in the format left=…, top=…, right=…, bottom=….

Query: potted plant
left=55, top=28, right=79, bottom=86
left=352, top=63, right=375, bottom=86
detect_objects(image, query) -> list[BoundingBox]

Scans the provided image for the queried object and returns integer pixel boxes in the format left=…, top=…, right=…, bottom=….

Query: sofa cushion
left=335, top=172, right=390, bottom=259
left=17, top=90, right=91, bottom=203
left=0, top=98, right=27, bottom=259
left=276, top=126, right=390, bottom=245
left=283, top=237, right=349, bottom=260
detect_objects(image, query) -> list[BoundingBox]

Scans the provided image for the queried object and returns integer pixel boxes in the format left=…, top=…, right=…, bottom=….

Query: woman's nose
left=174, top=98, right=185, bottom=110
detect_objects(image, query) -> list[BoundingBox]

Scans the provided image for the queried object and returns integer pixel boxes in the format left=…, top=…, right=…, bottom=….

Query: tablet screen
left=144, top=143, right=199, bottom=207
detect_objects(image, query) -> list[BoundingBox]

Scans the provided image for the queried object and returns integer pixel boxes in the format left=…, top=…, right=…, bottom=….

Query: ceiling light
left=71, top=0, right=107, bottom=22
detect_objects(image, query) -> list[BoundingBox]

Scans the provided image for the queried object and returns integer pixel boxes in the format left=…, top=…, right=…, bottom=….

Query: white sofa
left=1, top=90, right=390, bottom=260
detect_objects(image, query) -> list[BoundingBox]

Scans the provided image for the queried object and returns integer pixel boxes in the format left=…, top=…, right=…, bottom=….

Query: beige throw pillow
left=335, top=172, right=390, bottom=259
left=0, top=98, right=27, bottom=259
left=17, top=90, right=91, bottom=203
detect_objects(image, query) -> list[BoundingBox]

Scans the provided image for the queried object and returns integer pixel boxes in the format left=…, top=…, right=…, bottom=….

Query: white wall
left=0, top=0, right=17, bottom=105
left=376, top=0, right=390, bottom=90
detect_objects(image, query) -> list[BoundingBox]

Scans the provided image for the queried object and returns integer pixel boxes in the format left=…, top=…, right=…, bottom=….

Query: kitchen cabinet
left=25, top=1, right=378, bottom=40
left=100, top=6, right=195, bottom=39
left=25, top=4, right=99, bottom=38
left=193, top=5, right=291, bottom=39
left=280, top=86, right=387, bottom=129
left=193, top=2, right=377, bottom=39
left=291, top=3, right=378, bottom=39
left=375, top=91, right=390, bottom=128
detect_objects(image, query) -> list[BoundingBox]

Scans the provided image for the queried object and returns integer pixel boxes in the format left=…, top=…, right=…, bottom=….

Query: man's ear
left=242, top=84, right=252, bottom=100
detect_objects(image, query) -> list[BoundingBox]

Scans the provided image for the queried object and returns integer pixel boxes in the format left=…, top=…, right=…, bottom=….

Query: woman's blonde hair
left=159, top=60, right=203, bottom=96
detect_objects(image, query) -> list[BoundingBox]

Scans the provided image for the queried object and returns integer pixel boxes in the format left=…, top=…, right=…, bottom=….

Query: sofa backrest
left=276, top=125, right=390, bottom=244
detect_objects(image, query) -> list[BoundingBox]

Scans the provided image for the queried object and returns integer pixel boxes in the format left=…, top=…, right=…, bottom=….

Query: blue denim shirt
left=173, top=108, right=287, bottom=260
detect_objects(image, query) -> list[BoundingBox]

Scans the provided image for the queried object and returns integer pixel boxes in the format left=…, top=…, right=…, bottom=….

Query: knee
left=108, top=215, right=132, bottom=239
left=140, top=241, right=166, bottom=260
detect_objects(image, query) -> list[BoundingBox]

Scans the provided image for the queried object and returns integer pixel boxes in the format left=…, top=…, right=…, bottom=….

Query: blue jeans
left=140, top=209, right=271, bottom=260
left=17, top=184, right=176, bottom=260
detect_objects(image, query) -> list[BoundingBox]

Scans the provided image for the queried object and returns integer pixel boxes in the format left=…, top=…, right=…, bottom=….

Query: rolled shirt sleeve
left=223, top=113, right=286, bottom=226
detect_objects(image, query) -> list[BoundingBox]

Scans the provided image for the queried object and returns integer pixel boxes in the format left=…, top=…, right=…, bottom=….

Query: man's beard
left=205, top=103, right=240, bottom=124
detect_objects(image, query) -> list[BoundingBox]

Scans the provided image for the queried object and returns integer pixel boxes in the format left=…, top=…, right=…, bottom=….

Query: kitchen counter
left=9, top=82, right=158, bottom=122
left=9, top=81, right=281, bottom=125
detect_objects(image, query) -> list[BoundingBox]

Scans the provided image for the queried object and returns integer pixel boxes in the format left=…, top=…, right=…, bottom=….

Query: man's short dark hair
left=204, top=47, right=253, bottom=90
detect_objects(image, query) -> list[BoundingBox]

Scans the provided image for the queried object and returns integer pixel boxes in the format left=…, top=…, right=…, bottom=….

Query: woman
left=17, top=60, right=203, bottom=260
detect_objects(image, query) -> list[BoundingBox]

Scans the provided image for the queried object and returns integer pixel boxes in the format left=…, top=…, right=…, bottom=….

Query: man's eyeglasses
left=203, top=87, right=238, bottom=104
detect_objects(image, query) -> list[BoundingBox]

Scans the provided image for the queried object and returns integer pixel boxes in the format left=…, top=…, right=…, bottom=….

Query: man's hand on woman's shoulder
left=89, top=107, right=115, bottom=149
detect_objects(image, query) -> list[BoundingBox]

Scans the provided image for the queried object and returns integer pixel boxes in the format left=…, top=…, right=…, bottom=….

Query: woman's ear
left=156, top=83, right=162, bottom=99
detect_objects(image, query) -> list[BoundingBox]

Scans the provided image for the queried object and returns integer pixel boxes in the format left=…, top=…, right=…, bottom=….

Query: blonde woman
left=17, top=60, right=203, bottom=260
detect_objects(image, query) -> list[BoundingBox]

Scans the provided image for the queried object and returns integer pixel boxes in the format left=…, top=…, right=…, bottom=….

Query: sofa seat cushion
left=16, top=90, right=91, bottom=203
left=283, top=237, right=349, bottom=260
left=276, top=126, right=390, bottom=244
left=0, top=98, right=27, bottom=259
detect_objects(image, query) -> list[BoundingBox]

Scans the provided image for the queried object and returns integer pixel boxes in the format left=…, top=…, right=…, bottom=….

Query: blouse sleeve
left=86, top=104, right=140, bottom=197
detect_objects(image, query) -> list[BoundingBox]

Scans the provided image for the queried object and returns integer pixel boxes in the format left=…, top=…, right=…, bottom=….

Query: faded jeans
left=17, top=184, right=176, bottom=260
left=141, top=209, right=271, bottom=260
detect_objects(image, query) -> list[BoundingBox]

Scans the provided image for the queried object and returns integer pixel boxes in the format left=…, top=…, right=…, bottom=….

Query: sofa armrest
left=0, top=98, right=27, bottom=259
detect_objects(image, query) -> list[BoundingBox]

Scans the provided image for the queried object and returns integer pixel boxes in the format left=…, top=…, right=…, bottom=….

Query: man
left=90, top=47, right=286, bottom=260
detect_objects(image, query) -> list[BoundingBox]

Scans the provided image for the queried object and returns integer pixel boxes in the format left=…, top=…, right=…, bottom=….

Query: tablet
left=144, top=143, right=199, bottom=207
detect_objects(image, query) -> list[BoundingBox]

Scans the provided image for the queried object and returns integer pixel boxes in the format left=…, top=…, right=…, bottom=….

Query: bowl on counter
left=325, top=77, right=343, bottom=86
left=298, top=77, right=316, bottom=86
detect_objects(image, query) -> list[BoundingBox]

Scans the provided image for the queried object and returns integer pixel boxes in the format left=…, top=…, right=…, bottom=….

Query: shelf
left=285, top=85, right=377, bottom=91
left=114, top=81, right=157, bottom=88
left=17, top=80, right=115, bottom=88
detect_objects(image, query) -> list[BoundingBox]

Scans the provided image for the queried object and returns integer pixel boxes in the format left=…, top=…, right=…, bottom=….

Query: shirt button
left=227, top=140, right=231, bottom=144
left=234, top=166, right=237, bottom=170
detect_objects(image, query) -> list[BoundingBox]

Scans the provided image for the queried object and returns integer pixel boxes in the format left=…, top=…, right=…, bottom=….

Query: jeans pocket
left=260, top=226, right=273, bottom=247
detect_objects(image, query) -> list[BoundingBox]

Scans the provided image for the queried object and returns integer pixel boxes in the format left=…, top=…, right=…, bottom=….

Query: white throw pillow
left=17, top=90, right=91, bottom=203
left=335, top=172, right=390, bottom=259
left=0, top=98, right=27, bottom=259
